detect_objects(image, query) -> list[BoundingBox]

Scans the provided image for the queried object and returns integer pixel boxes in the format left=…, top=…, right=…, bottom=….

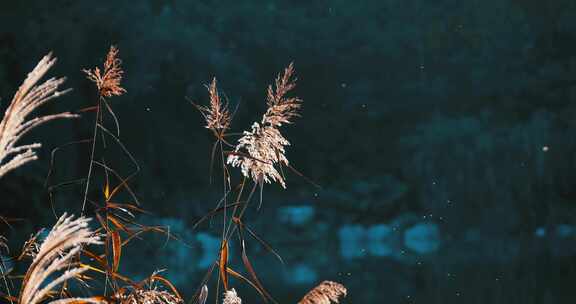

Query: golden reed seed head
left=83, top=45, right=126, bottom=98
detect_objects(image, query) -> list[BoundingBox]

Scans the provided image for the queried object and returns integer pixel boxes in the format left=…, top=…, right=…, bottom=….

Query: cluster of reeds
left=0, top=47, right=346, bottom=304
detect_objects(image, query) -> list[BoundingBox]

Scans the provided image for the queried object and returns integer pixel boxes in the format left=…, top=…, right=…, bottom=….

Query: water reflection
left=338, top=221, right=441, bottom=260
left=119, top=209, right=576, bottom=303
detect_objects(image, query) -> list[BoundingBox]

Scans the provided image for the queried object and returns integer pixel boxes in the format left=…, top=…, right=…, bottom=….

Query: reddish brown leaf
left=104, top=182, right=111, bottom=201
left=111, top=230, right=122, bottom=273
left=82, top=249, right=106, bottom=268
left=225, top=266, right=268, bottom=301
left=219, top=239, right=229, bottom=291
left=95, top=213, right=109, bottom=233
left=149, top=273, right=183, bottom=300
left=237, top=224, right=275, bottom=303
left=107, top=214, right=131, bottom=234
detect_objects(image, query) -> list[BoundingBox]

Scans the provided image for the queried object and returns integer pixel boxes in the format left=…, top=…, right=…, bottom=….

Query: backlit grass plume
left=222, top=288, right=241, bottom=304
left=227, top=63, right=301, bottom=188
left=0, top=53, right=77, bottom=178
left=83, top=45, right=126, bottom=98
left=298, top=281, right=347, bottom=304
left=122, top=289, right=182, bottom=304
left=18, top=213, right=102, bottom=304
left=0, top=51, right=340, bottom=304
left=190, top=63, right=309, bottom=303
left=194, top=78, right=231, bottom=135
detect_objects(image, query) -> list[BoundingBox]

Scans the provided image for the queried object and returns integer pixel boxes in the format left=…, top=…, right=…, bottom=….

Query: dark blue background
left=1, top=0, right=576, bottom=303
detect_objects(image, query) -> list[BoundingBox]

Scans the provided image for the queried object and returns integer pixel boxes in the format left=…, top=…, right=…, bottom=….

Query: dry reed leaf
left=235, top=219, right=275, bottom=303
left=219, top=239, right=229, bottom=291
left=198, top=285, right=208, bottom=304
left=18, top=229, right=43, bottom=260
left=0, top=53, right=77, bottom=178
left=83, top=45, right=126, bottom=98
left=298, top=281, right=347, bottom=304
left=111, top=230, right=122, bottom=273
left=147, top=271, right=183, bottom=301
left=47, top=297, right=106, bottom=304
left=118, top=272, right=183, bottom=304
left=18, top=213, right=102, bottom=304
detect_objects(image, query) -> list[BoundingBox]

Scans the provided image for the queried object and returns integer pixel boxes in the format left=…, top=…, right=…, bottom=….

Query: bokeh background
left=1, top=0, right=576, bottom=303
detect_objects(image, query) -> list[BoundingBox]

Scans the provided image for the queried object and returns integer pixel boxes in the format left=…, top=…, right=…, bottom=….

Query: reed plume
left=222, top=288, right=241, bottom=304
left=262, top=63, right=302, bottom=128
left=194, top=78, right=231, bottom=134
left=0, top=53, right=77, bottom=178
left=83, top=45, right=126, bottom=98
left=80, top=44, right=132, bottom=215
left=0, top=53, right=76, bottom=300
left=122, top=289, right=182, bottom=304
left=298, top=281, right=347, bottom=304
left=47, top=298, right=105, bottom=304
left=227, top=63, right=301, bottom=188
left=18, top=213, right=102, bottom=304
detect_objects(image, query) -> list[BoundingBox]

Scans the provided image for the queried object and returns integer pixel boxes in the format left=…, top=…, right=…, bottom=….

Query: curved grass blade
left=219, top=240, right=229, bottom=291
left=198, top=285, right=208, bottom=304
left=237, top=224, right=276, bottom=303
left=235, top=218, right=284, bottom=265
left=111, top=231, right=121, bottom=273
